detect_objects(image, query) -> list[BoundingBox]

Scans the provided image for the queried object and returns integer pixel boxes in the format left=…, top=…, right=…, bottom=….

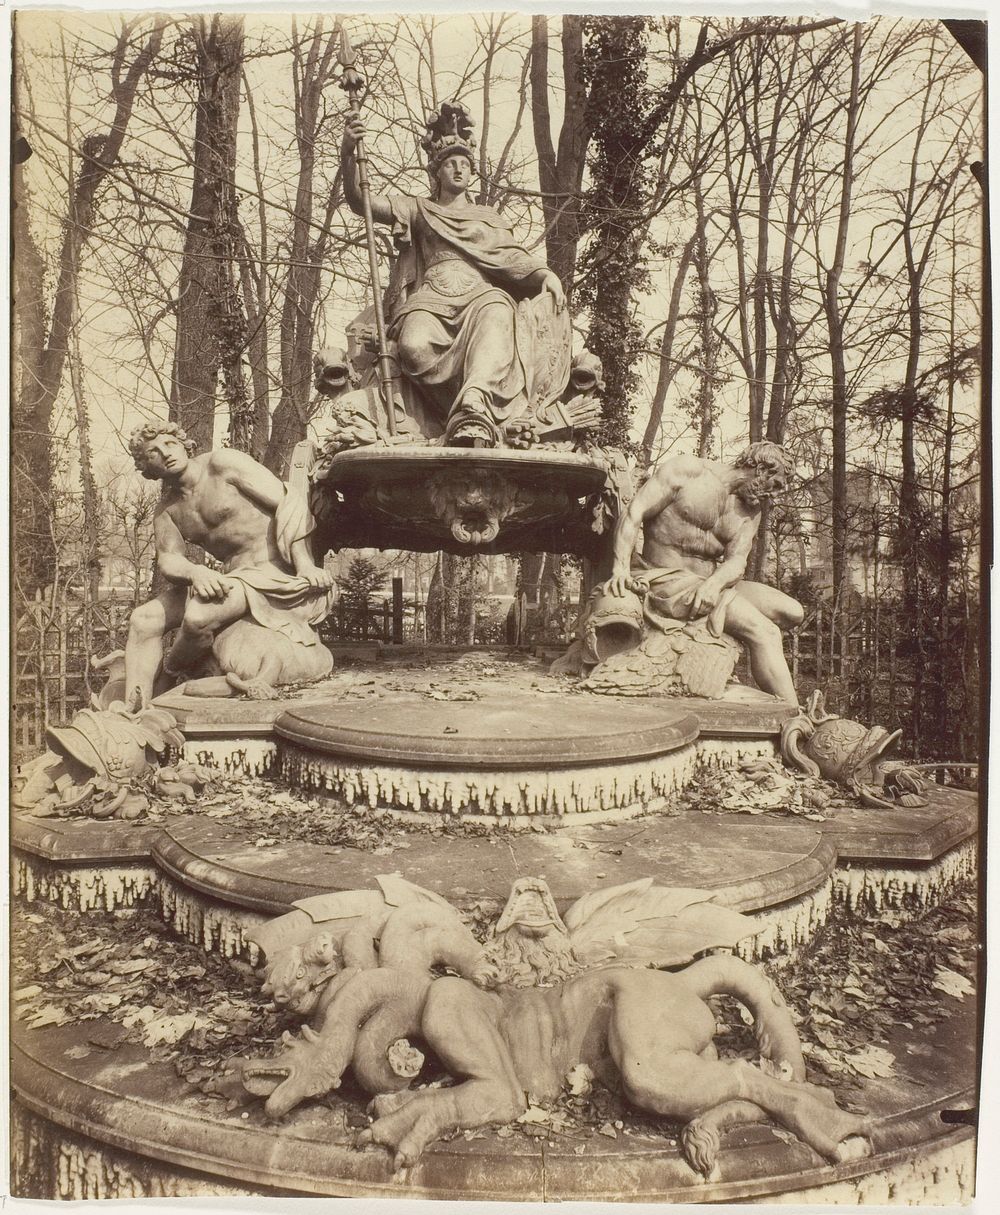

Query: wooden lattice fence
left=13, top=589, right=978, bottom=766
left=12, top=591, right=135, bottom=754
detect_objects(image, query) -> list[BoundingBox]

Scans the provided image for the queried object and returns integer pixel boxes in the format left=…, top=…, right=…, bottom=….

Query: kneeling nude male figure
left=124, top=423, right=333, bottom=706
left=606, top=442, right=803, bottom=703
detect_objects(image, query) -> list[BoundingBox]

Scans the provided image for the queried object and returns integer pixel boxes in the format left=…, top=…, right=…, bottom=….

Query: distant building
left=777, top=468, right=896, bottom=599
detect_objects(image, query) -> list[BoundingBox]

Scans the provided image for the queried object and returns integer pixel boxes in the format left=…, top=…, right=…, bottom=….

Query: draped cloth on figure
left=633, top=555, right=737, bottom=647
left=220, top=487, right=333, bottom=649
left=384, top=195, right=560, bottom=429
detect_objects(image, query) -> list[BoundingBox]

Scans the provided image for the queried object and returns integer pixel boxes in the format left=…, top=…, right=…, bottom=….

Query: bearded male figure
left=341, top=102, right=567, bottom=447
left=604, top=443, right=803, bottom=703
left=123, top=423, right=334, bottom=705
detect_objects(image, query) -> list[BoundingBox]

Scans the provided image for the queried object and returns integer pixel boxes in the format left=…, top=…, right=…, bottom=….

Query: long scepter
left=338, top=28, right=397, bottom=436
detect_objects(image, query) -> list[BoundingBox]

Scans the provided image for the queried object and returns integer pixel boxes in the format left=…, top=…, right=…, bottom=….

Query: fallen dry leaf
left=932, top=969, right=974, bottom=999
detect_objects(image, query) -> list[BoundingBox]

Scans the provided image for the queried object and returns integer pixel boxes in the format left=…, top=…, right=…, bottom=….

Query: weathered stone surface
left=152, top=690, right=286, bottom=733
left=312, top=447, right=612, bottom=556
left=147, top=814, right=839, bottom=912
left=9, top=992, right=977, bottom=1201
left=820, top=786, right=979, bottom=862
left=11, top=783, right=976, bottom=917
left=276, top=695, right=698, bottom=768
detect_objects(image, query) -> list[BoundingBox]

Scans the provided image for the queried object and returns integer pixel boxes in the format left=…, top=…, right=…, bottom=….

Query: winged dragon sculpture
left=239, top=874, right=868, bottom=1179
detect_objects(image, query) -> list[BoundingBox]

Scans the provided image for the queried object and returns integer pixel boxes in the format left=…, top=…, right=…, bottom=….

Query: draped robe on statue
left=218, top=486, right=334, bottom=649
left=384, top=195, right=569, bottom=439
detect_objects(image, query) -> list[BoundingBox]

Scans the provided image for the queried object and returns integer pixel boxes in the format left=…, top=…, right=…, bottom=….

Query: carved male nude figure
left=606, top=443, right=803, bottom=702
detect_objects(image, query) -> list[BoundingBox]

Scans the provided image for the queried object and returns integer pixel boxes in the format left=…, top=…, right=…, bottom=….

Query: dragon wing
left=564, top=878, right=756, bottom=969
left=248, top=875, right=448, bottom=961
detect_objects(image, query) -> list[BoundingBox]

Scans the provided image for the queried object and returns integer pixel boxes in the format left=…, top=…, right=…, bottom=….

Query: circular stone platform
left=276, top=694, right=717, bottom=822
left=11, top=998, right=977, bottom=1202
left=277, top=696, right=699, bottom=767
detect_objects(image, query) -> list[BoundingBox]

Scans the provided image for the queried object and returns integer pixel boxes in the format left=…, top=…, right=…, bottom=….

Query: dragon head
left=241, top=1024, right=344, bottom=1119
left=474, top=877, right=580, bottom=989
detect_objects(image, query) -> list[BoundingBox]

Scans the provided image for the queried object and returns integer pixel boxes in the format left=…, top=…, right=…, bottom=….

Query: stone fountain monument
left=10, top=35, right=978, bottom=1207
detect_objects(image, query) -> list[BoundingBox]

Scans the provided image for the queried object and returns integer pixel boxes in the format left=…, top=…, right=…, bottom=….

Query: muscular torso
left=159, top=455, right=282, bottom=572
left=642, top=465, right=755, bottom=577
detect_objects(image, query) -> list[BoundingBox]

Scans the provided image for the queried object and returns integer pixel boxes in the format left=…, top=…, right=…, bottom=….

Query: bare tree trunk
left=933, top=233, right=958, bottom=758
left=171, top=15, right=245, bottom=454
left=530, top=16, right=589, bottom=293
left=691, top=198, right=720, bottom=458
left=822, top=25, right=863, bottom=604
left=68, top=289, right=101, bottom=607
left=264, top=18, right=346, bottom=475
left=13, top=20, right=163, bottom=593
left=640, top=233, right=697, bottom=466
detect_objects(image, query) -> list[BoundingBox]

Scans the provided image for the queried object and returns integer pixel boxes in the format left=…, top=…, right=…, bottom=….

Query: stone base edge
left=12, top=834, right=977, bottom=969
left=9, top=1069, right=977, bottom=1204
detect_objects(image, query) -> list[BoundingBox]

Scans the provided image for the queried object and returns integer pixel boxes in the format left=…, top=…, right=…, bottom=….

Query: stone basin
left=310, top=446, right=611, bottom=555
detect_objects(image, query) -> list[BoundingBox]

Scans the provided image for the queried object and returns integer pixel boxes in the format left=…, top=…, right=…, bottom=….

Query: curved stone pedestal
left=12, top=788, right=978, bottom=965
left=11, top=997, right=977, bottom=1202
left=277, top=695, right=704, bottom=822
left=11, top=657, right=980, bottom=1203
left=273, top=687, right=800, bottom=824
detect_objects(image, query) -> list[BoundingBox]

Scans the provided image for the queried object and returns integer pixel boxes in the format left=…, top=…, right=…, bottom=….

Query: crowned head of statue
left=421, top=100, right=477, bottom=199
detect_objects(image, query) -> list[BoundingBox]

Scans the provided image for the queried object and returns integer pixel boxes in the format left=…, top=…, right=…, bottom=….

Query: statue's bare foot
left=834, top=1134, right=872, bottom=1163
left=781, top=1085, right=872, bottom=1160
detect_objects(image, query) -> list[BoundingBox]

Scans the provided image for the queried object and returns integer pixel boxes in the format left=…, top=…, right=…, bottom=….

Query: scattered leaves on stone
left=932, top=968, right=974, bottom=999
left=11, top=901, right=292, bottom=1099
left=765, top=881, right=977, bottom=1092
left=676, top=759, right=848, bottom=821
left=11, top=879, right=977, bottom=1146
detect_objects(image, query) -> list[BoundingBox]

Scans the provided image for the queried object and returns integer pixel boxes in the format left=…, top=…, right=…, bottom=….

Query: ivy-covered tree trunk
left=578, top=18, right=651, bottom=451
left=12, top=152, right=55, bottom=597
